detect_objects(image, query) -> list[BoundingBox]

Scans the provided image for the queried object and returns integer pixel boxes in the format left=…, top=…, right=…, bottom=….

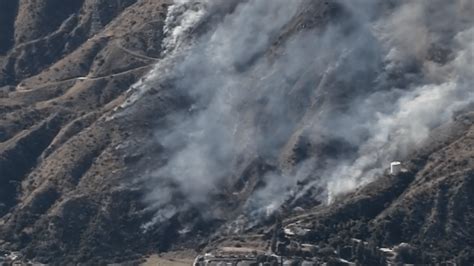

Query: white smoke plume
left=129, top=0, right=474, bottom=226
left=323, top=1, right=474, bottom=201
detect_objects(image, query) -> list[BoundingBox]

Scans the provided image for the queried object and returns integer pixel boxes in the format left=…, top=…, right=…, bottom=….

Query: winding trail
left=16, top=64, right=152, bottom=92
left=115, top=41, right=160, bottom=62
left=16, top=40, right=160, bottom=92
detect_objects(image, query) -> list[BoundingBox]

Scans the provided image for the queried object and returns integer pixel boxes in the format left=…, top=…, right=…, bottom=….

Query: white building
left=390, top=161, right=402, bottom=175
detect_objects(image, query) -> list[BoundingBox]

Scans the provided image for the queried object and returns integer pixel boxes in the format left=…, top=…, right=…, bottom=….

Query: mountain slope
left=0, top=0, right=473, bottom=265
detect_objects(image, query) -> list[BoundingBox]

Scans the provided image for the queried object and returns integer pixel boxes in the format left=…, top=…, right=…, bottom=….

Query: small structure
left=390, top=161, right=402, bottom=175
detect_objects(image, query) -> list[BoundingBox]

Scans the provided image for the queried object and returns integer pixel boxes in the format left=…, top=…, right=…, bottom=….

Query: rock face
left=0, top=0, right=473, bottom=265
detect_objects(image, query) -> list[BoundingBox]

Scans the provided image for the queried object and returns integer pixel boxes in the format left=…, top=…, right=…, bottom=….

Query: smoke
left=161, top=0, right=208, bottom=55
left=130, top=0, right=474, bottom=226
left=323, top=0, right=474, bottom=201
left=139, top=0, right=305, bottom=225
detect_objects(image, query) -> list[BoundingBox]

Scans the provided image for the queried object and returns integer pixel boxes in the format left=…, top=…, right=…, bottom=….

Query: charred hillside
left=0, top=0, right=473, bottom=265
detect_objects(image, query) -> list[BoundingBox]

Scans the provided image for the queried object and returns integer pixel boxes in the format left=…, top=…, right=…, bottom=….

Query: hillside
left=0, top=0, right=473, bottom=265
